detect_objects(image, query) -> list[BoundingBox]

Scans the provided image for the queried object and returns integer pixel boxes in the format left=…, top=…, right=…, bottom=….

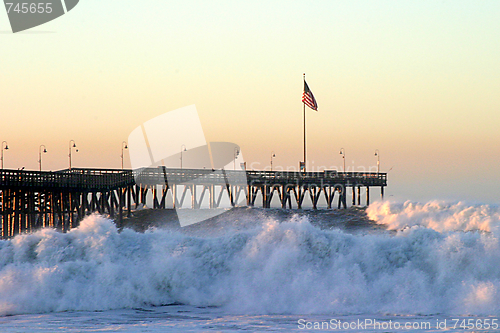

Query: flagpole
left=303, top=73, right=306, bottom=172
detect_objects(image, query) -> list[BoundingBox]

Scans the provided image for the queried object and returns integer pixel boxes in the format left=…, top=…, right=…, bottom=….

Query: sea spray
left=367, top=200, right=500, bottom=232
left=0, top=207, right=500, bottom=316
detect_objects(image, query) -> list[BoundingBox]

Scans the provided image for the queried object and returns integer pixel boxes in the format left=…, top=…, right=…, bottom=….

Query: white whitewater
left=1, top=202, right=500, bottom=331
left=367, top=200, right=500, bottom=233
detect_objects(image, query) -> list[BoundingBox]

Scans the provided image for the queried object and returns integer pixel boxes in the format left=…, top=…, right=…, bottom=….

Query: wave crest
left=1, top=209, right=500, bottom=316
left=367, top=200, right=500, bottom=233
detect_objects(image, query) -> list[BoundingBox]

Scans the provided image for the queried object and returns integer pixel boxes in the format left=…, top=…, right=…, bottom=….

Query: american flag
left=302, top=80, right=318, bottom=111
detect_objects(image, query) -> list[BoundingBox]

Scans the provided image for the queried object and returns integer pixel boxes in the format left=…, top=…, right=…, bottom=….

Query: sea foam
left=367, top=200, right=500, bottom=233
left=0, top=206, right=499, bottom=317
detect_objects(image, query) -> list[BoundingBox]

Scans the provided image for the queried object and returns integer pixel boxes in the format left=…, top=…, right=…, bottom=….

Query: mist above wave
left=367, top=200, right=500, bottom=233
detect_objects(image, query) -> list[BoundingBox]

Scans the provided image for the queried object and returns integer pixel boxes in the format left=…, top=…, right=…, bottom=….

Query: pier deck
left=0, top=167, right=387, bottom=238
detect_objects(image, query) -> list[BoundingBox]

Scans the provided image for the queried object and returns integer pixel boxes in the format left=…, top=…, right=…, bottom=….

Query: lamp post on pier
left=180, top=144, right=187, bottom=169
left=1, top=141, right=8, bottom=169
left=121, top=141, right=128, bottom=170
left=270, top=152, right=276, bottom=171
left=39, top=145, right=47, bottom=171
left=374, top=149, right=380, bottom=175
left=69, top=140, right=78, bottom=170
left=234, top=147, right=239, bottom=170
left=339, top=148, right=345, bottom=174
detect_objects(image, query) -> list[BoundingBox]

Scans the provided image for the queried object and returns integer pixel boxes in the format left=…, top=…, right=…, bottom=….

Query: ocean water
left=1, top=201, right=500, bottom=332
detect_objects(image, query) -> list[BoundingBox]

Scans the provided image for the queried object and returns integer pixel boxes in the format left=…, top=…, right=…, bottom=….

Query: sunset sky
left=1, top=0, right=500, bottom=203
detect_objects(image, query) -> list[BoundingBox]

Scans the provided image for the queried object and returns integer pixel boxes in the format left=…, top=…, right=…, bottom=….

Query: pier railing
left=133, top=167, right=387, bottom=186
left=0, top=168, right=134, bottom=190
left=1, top=167, right=387, bottom=189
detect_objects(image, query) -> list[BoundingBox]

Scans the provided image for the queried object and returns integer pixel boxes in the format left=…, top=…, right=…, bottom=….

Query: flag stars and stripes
left=302, top=81, right=318, bottom=111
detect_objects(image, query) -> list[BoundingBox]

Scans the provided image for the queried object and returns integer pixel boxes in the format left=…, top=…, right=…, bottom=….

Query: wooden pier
left=0, top=167, right=387, bottom=238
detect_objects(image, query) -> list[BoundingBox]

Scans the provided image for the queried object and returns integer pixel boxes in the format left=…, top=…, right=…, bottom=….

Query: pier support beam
left=352, top=185, right=356, bottom=206
left=357, top=186, right=361, bottom=206
left=366, top=186, right=370, bottom=206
